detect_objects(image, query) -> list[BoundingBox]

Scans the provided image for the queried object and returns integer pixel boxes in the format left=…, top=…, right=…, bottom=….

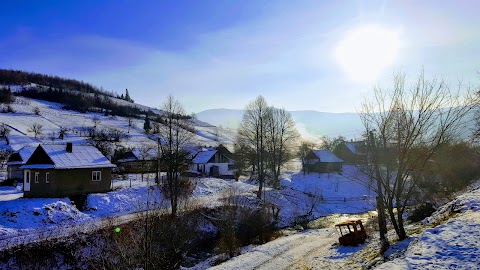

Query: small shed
left=21, top=143, right=116, bottom=198
left=304, top=149, right=343, bottom=173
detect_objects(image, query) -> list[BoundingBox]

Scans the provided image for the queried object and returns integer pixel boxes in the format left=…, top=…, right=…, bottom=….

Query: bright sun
left=334, top=24, right=402, bottom=83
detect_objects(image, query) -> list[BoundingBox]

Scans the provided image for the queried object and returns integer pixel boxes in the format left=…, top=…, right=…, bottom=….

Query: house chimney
left=66, top=142, right=73, bottom=153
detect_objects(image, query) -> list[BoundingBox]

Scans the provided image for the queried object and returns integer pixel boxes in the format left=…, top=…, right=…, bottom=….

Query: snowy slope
left=374, top=185, right=480, bottom=270
left=0, top=96, right=235, bottom=153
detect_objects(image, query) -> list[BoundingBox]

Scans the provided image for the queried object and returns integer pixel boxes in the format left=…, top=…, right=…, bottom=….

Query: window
left=34, top=172, right=39, bottom=183
left=45, top=173, right=49, bottom=183
left=92, top=171, right=101, bottom=181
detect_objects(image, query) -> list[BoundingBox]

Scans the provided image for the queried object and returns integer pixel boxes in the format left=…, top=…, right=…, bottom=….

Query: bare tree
left=0, top=123, right=11, bottom=145
left=48, top=131, right=56, bottom=142
left=360, top=70, right=476, bottom=243
left=92, top=115, right=101, bottom=129
left=138, top=144, right=154, bottom=182
left=158, top=95, right=194, bottom=216
left=58, top=126, right=68, bottom=140
left=298, top=140, right=316, bottom=175
left=28, top=123, right=43, bottom=139
left=319, top=135, right=345, bottom=151
left=32, top=106, right=41, bottom=115
left=265, top=107, right=299, bottom=188
left=236, top=96, right=270, bottom=199
left=127, top=116, right=134, bottom=133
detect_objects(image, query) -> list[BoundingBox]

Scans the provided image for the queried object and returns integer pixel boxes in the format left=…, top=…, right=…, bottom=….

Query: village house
left=6, top=145, right=37, bottom=181
left=190, top=144, right=234, bottom=177
left=21, top=143, right=116, bottom=198
left=333, top=141, right=367, bottom=165
left=115, top=149, right=157, bottom=173
left=304, top=149, right=344, bottom=173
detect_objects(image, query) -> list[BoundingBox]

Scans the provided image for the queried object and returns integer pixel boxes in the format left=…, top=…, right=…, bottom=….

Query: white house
left=190, top=144, right=234, bottom=177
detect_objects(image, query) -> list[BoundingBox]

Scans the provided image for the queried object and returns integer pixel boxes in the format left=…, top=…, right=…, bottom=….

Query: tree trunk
left=396, top=204, right=407, bottom=240
left=257, top=181, right=263, bottom=199
left=370, top=132, right=390, bottom=254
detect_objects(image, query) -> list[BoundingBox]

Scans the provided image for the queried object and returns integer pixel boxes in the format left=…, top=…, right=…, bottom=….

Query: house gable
left=7, top=152, right=23, bottom=163
left=25, top=146, right=54, bottom=166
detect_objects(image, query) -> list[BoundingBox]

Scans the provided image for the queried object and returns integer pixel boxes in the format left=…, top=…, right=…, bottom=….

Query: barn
left=304, top=149, right=344, bottom=173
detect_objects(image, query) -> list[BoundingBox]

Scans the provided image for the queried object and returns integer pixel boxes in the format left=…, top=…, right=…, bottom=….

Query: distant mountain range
left=196, top=109, right=366, bottom=139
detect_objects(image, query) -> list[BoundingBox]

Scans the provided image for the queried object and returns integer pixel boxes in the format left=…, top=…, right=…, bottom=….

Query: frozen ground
left=374, top=183, right=480, bottom=270
left=202, top=181, right=480, bottom=270
left=0, top=166, right=375, bottom=250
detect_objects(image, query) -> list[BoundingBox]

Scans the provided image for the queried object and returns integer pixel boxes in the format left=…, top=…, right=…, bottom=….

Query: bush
left=161, top=176, right=196, bottom=200
left=408, top=202, right=436, bottom=222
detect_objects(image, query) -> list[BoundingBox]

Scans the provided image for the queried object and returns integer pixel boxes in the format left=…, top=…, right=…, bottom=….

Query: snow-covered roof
left=21, top=144, right=116, bottom=169
left=6, top=145, right=38, bottom=165
left=192, top=150, right=217, bottom=164
left=345, top=142, right=357, bottom=154
left=311, top=150, right=343, bottom=163
left=344, top=141, right=366, bottom=155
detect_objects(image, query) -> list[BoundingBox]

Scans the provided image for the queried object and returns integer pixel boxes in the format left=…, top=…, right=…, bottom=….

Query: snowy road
left=211, top=228, right=349, bottom=270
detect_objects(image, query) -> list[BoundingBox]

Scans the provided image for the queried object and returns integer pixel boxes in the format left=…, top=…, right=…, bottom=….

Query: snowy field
left=0, top=96, right=236, bottom=152
left=0, top=166, right=376, bottom=250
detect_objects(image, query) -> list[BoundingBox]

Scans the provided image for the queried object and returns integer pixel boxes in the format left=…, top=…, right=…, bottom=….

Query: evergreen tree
left=143, top=115, right=151, bottom=133
left=125, top=89, right=133, bottom=103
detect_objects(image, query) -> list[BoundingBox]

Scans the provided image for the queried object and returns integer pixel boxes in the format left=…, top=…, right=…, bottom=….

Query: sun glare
left=334, top=24, right=402, bottom=83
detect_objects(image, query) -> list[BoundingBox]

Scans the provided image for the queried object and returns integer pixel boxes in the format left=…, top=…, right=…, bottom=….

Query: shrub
left=408, top=202, right=436, bottom=222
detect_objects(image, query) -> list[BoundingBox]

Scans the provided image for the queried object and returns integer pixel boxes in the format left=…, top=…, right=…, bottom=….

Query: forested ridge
left=0, top=69, right=141, bottom=117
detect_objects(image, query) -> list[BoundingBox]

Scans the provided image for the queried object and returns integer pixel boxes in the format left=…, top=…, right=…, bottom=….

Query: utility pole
left=369, top=131, right=390, bottom=254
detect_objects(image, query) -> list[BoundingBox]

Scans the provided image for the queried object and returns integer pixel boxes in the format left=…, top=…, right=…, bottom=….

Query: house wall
left=7, top=164, right=23, bottom=180
left=24, top=168, right=112, bottom=198
left=304, top=159, right=343, bottom=173
left=191, top=163, right=233, bottom=176
left=116, top=160, right=157, bottom=173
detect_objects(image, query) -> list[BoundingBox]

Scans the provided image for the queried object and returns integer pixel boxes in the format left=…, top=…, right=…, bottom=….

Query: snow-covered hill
left=0, top=96, right=235, bottom=153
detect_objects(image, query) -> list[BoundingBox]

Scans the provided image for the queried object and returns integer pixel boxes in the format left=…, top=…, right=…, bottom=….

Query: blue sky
left=1, top=0, right=479, bottom=113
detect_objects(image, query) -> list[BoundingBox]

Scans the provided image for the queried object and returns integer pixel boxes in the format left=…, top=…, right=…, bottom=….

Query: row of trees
left=0, top=69, right=117, bottom=97
left=234, top=96, right=299, bottom=198
left=17, top=86, right=143, bottom=117
left=230, top=70, right=479, bottom=256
